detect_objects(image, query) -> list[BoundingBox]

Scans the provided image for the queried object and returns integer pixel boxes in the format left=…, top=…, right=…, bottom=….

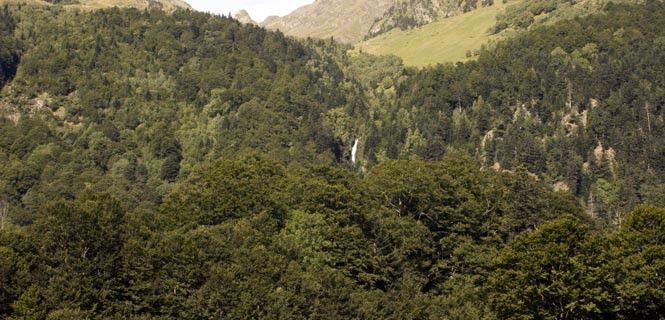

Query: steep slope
left=0, top=3, right=664, bottom=318
left=261, top=0, right=396, bottom=44
left=0, top=5, right=363, bottom=211
left=368, top=0, right=495, bottom=38
left=353, top=1, right=665, bottom=224
left=0, top=0, right=191, bottom=11
left=356, top=0, right=510, bottom=66
left=494, top=0, right=640, bottom=32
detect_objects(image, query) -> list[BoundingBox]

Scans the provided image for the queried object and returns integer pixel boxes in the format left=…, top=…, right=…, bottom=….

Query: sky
left=186, top=0, right=314, bottom=22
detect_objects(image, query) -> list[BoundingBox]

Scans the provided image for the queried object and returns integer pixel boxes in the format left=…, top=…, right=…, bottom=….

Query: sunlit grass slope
left=354, top=1, right=513, bottom=67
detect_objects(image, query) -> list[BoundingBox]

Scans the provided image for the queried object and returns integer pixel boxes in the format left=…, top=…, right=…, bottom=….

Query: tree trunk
left=0, top=201, right=7, bottom=231
left=645, top=102, right=652, bottom=134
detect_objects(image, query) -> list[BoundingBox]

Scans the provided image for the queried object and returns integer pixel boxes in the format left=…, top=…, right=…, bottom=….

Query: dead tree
left=0, top=200, right=7, bottom=231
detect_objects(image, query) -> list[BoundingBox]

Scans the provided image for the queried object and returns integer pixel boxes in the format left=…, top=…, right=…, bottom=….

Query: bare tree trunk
left=646, top=102, right=652, bottom=134
left=0, top=200, right=7, bottom=231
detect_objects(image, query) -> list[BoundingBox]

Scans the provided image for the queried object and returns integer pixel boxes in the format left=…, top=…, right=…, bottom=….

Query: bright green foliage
left=494, top=0, right=639, bottom=33
left=368, top=0, right=495, bottom=37
left=356, top=0, right=510, bottom=66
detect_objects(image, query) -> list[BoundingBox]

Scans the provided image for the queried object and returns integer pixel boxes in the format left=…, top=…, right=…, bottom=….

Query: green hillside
left=0, top=1, right=664, bottom=319
left=355, top=0, right=513, bottom=66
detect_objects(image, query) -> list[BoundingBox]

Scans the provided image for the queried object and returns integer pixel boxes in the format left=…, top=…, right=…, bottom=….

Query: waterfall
left=351, top=138, right=359, bottom=164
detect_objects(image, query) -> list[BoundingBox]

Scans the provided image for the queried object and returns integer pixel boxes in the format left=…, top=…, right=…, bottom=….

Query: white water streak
left=351, top=138, right=359, bottom=164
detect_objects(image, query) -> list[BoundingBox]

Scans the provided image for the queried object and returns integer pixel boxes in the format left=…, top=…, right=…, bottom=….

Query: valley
left=0, top=0, right=663, bottom=319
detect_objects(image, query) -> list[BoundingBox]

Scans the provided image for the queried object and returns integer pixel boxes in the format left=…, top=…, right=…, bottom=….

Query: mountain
left=493, top=0, right=643, bottom=33
left=261, top=0, right=397, bottom=44
left=356, top=0, right=509, bottom=66
left=353, top=0, right=665, bottom=224
left=0, top=0, right=192, bottom=11
left=356, top=0, right=642, bottom=65
left=0, top=1, right=664, bottom=319
left=233, top=9, right=257, bottom=25
left=368, top=0, right=495, bottom=38
left=260, top=0, right=499, bottom=44
left=0, top=3, right=362, bottom=210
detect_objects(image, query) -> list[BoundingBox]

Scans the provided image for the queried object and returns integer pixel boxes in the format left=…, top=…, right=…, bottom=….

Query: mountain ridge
left=261, top=0, right=396, bottom=44
left=368, top=0, right=495, bottom=38
left=258, top=0, right=503, bottom=44
left=356, top=0, right=510, bottom=66
left=0, top=0, right=192, bottom=11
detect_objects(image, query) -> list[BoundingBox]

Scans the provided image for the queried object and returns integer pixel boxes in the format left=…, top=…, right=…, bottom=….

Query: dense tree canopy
left=0, top=155, right=585, bottom=319
left=0, top=1, right=663, bottom=318
left=356, top=0, right=665, bottom=226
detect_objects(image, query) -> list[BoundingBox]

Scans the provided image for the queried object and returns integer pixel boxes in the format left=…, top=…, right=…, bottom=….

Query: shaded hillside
left=0, top=7, right=19, bottom=90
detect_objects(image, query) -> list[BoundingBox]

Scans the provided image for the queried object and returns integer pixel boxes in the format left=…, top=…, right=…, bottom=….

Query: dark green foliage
left=0, top=5, right=362, bottom=214
left=0, top=5, right=19, bottom=89
left=1, top=155, right=661, bottom=319
left=7, top=194, right=125, bottom=318
left=489, top=205, right=665, bottom=319
left=610, top=205, right=665, bottom=318
left=0, top=1, right=663, bottom=318
left=489, top=216, right=612, bottom=319
left=359, top=1, right=665, bottom=225
left=0, top=155, right=588, bottom=319
left=160, top=155, right=289, bottom=227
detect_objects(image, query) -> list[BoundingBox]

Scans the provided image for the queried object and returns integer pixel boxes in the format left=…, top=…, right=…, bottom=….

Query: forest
left=0, top=0, right=663, bottom=318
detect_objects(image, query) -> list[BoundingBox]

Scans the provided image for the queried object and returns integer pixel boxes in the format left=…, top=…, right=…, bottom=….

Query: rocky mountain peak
left=233, top=9, right=257, bottom=25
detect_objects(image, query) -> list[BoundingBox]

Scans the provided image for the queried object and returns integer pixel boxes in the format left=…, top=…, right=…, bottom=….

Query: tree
left=159, top=155, right=289, bottom=228
left=610, top=205, right=665, bottom=318
left=0, top=200, right=7, bottom=230
left=489, top=215, right=613, bottom=319
left=11, top=195, right=127, bottom=317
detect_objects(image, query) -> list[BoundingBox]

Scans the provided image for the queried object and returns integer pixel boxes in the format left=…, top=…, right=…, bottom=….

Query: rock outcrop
left=369, top=0, right=494, bottom=37
left=233, top=9, right=257, bottom=25
left=260, top=0, right=396, bottom=44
